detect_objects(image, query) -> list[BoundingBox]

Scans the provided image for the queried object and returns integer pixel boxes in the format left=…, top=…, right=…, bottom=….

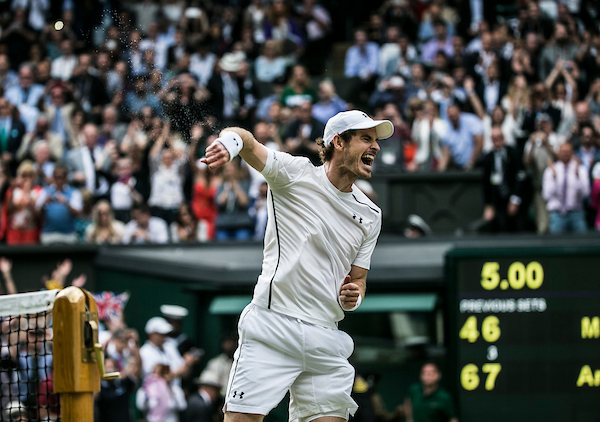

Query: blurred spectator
left=166, top=27, right=188, bottom=69
left=429, top=75, right=466, bottom=121
left=170, top=203, right=206, bottom=243
left=284, top=100, right=325, bottom=165
left=312, top=79, right=347, bottom=125
left=110, top=156, right=144, bottom=224
left=215, top=159, right=253, bottom=241
left=35, top=164, right=82, bottom=244
left=84, top=200, right=125, bottom=244
left=122, top=203, right=169, bottom=244
left=98, top=105, right=128, bottom=147
left=5, top=64, right=43, bottom=112
left=544, top=58, right=577, bottom=135
left=50, top=38, right=77, bottom=81
left=521, top=82, right=561, bottom=137
left=200, top=333, right=237, bottom=397
left=539, top=23, right=578, bottom=82
left=16, top=115, right=63, bottom=164
left=254, top=39, right=290, bottom=83
left=296, top=0, right=332, bottom=75
left=0, top=54, right=18, bottom=92
left=42, top=83, right=78, bottom=152
left=4, top=160, right=41, bottom=244
left=1, top=8, right=36, bottom=73
left=139, top=315, right=199, bottom=387
left=369, top=74, right=408, bottom=113
left=381, top=35, right=419, bottom=81
left=207, top=53, right=248, bottom=128
left=523, top=114, right=563, bottom=234
left=160, top=304, right=196, bottom=357
left=181, top=371, right=223, bottom=422
left=481, top=126, right=529, bottom=232
left=418, top=3, right=455, bottom=45
left=30, top=140, right=55, bottom=187
left=96, top=355, right=140, bottom=422
left=420, top=20, right=453, bottom=65
left=518, top=2, right=554, bottom=41
left=575, top=123, right=600, bottom=173
left=136, top=363, right=187, bottom=422
left=69, top=53, right=110, bottom=117
left=124, top=75, right=163, bottom=120
left=543, top=142, right=590, bottom=233
left=410, top=100, right=446, bottom=172
left=147, top=127, right=185, bottom=225
left=345, top=28, right=379, bottom=105
left=262, top=0, right=304, bottom=56
left=566, top=101, right=597, bottom=151
left=439, top=104, right=483, bottom=171
left=280, top=64, right=317, bottom=108
left=373, top=103, right=411, bottom=173
left=189, top=39, right=217, bottom=87
left=0, top=98, right=27, bottom=176
left=0, top=257, right=16, bottom=295
left=65, top=123, right=114, bottom=201
left=404, top=362, right=457, bottom=422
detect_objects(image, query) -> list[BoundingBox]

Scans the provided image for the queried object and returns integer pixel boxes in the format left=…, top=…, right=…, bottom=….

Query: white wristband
left=340, top=294, right=362, bottom=312
left=216, top=131, right=243, bottom=162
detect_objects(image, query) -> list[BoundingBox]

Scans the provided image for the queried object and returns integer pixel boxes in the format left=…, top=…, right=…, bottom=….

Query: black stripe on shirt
left=267, top=190, right=281, bottom=309
left=352, top=193, right=380, bottom=214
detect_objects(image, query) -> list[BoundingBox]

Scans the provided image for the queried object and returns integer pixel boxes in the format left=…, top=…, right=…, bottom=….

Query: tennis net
left=0, top=290, right=61, bottom=422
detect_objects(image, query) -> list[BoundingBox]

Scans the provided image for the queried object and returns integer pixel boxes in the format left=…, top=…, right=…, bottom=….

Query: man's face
left=581, top=128, right=594, bottom=147
left=83, top=125, right=98, bottom=148
left=53, top=169, right=68, bottom=188
left=420, top=364, right=441, bottom=388
left=575, top=103, right=590, bottom=123
left=558, top=143, right=573, bottom=164
left=447, top=106, right=460, bottom=127
left=491, top=128, right=505, bottom=150
left=434, top=23, right=447, bottom=40
left=337, top=127, right=380, bottom=180
left=0, top=99, right=10, bottom=117
left=19, top=68, right=34, bottom=88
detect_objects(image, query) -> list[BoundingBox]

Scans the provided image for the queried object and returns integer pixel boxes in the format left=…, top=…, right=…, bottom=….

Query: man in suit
left=283, top=100, right=325, bottom=166
left=482, top=126, right=530, bottom=232
left=0, top=97, right=26, bottom=176
left=66, top=123, right=114, bottom=201
left=69, top=53, right=110, bottom=118
left=43, top=83, right=78, bottom=153
left=475, top=62, right=508, bottom=115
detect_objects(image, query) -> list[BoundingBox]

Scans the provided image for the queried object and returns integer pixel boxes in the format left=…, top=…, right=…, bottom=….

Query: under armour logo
left=353, top=215, right=363, bottom=224
left=232, top=390, right=245, bottom=399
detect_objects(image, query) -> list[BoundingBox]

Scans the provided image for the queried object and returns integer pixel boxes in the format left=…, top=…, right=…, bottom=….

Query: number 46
left=459, top=315, right=501, bottom=343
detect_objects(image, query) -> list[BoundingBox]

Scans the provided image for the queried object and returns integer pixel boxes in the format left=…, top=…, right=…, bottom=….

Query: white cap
left=196, top=369, right=223, bottom=388
left=160, top=304, right=189, bottom=319
left=407, top=214, right=432, bottom=236
left=145, top=317, right=174, bottom=335
left=323, top=110, right=394, bottom=146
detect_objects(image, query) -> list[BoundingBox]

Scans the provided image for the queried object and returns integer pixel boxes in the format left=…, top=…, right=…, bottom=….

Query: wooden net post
left=52, top=286, right=119, bottom=422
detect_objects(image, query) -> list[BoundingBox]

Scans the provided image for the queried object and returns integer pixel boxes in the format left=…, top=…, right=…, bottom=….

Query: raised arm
left=202, top=127, right=269, bottom=172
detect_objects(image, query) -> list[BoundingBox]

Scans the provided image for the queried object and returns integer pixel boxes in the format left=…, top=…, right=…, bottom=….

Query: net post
left=52, top=286, right=101, bottom=422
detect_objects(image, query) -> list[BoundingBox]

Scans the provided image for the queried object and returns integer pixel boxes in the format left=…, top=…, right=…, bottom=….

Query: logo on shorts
left=232, top=390, right=245, bottom=399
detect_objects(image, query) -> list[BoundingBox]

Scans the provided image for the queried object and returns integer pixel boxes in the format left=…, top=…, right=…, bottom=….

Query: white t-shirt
left=251, top=150, right=382, bottom=329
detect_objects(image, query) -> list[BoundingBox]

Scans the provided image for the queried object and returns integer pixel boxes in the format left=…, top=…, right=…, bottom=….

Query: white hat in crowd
left=323, top=110, right=394, bottom=146
left=160, top=304, right=189, bottom=320
left=195, top=369, right=223, bottom=389
left=144, top=316, right=173, bottom=335
left=219, top=52, right=243, bottom=73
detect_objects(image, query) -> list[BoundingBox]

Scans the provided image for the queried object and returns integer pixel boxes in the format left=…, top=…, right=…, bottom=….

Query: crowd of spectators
left=0, top=0, right=598, bottom=245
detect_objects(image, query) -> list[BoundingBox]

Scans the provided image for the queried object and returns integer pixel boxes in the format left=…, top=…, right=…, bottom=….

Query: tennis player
left=202, top=110, right=393, bottom=422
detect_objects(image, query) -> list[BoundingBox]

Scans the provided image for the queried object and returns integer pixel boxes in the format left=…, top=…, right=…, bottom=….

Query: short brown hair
left=317, top=130, right=357, bottom=163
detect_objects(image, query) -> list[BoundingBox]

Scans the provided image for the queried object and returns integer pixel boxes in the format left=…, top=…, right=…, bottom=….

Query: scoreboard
left=447, top=244, right=600, bottom=422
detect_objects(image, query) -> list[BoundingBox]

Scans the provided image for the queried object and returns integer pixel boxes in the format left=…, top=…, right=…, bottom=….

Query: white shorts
left=224, top=303, right=358, bottom=422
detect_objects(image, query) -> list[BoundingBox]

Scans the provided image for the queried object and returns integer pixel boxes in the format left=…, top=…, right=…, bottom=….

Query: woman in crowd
left=84, top=200, right=125, bottom=245
left=4, top=161, right=42, bottom=244
left=189, top=130, right=218, bottom=240
left=215, top=159, right=253, bottom=241
left=410, top=100, right=446, bottom=172
left=170, top=203, right=207, bottom=242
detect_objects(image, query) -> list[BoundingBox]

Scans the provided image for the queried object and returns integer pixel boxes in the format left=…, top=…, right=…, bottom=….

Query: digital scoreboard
left=447, top=244, right=600, bottom=422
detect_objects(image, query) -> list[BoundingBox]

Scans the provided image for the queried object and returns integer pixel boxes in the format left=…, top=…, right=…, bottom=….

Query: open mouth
left=361, top=154, right=375, bottom=167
